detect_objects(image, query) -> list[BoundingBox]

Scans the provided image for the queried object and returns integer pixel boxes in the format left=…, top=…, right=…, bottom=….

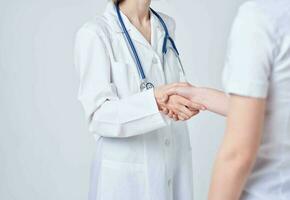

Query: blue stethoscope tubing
left=115, top=3, right=186, bottom=91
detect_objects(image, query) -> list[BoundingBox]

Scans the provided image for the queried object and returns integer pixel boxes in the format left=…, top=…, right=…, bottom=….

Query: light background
left=0, top=0, right=245, bottom=199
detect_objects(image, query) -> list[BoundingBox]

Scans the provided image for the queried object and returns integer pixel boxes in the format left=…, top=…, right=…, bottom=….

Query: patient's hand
left=175, top=85, right=229, bottom=116
left=176, top=86, right=204, bottom=104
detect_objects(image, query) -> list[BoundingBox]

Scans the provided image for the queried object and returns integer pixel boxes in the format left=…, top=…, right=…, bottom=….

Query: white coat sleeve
left=75, top=28, right=168, bottom=138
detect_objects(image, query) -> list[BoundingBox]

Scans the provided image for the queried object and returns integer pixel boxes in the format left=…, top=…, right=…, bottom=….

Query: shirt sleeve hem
left=225, top=81, right=269, bottom=99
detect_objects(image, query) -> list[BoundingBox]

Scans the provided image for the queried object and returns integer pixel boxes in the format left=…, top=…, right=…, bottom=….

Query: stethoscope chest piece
left=140, top=81, right=155, bottom=91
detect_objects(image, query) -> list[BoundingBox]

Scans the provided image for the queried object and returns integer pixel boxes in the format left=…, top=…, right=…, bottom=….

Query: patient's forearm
left=193, top=88, right=229, bottom=116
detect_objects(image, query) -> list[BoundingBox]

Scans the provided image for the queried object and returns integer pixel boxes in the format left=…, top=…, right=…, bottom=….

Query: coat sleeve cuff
left=118, top=89, right=160, bottom=123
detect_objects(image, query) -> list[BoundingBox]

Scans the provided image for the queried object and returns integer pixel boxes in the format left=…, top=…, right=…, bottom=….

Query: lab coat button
left=168, top=179, right=172, bottom=187
left=152, top=57, right=158, bottom=64
left=165, top=139, right=170, bottom=146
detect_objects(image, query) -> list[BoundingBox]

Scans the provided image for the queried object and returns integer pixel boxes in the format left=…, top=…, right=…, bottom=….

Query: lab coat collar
left=104, top=2, right=165, bottom=48
left=104, top=2, right=131, bottom=33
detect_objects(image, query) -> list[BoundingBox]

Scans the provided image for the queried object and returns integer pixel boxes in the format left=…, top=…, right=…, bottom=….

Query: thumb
left=164, top=86, right=179, bottom=97
left=160, top=93, right=169, bottom=103
left=175, top=87, right=193, bottom=99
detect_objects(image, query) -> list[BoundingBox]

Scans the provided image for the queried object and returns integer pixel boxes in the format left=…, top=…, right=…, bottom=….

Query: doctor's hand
left=163, top=83, right=207, bottom=108
left=154, top=83, right=206, bottom=121
left=162, top=95, right=202, bottom=121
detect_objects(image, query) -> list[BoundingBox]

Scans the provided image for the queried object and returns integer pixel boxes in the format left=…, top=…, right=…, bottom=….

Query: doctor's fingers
left=181, top=98, right=206, bottom=111
left=166, top=96, right=194, bottom=118
left=167, top=101, right=194, bottom=120
left=167, top=110, right=174, bottom=118
left=176, top=105, right=197, bottom=120
left=168, top=110, right=191, bottom=122
left=190, top=110, right=200, bottom=117
left=173, top=95, right=205, bottom=111
left=167, top=110, right=180, bottom=121
left=177, top=109, right=200, bottom=121
left=173, top=114, right=179, bottom=121
left=161, top=107, right=169, bottom=115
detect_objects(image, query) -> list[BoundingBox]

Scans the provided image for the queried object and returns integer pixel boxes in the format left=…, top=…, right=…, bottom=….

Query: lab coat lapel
left=126, top=24, right=151, bottom=49
left=104, top=3, right=165, bottom=83
left=123, top=22, right=155, bottom=81
left=149, top=13, right=167, bottom=85
left=151, top=13, right=165, bottom=57
left=135, top=12, right=161, bottom=79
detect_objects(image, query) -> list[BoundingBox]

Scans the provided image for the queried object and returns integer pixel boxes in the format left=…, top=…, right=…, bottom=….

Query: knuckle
left=173, top=105, right=178, bottom=109
left=190, top=103, right=198, bottom=109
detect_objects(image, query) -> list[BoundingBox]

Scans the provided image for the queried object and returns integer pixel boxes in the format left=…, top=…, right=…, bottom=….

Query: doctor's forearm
left=88, top=89, right=168, bottom=138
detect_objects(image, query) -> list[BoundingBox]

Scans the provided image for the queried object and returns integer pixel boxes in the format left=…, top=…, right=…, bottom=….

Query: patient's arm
left=154, top=82, right=227, bottom=118
left=208, top=95, right=266, bottom=200
left=177, top=87, right=229, bottom=116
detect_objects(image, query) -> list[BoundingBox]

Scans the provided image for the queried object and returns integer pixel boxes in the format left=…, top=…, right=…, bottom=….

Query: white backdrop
left=0, top=0, right=245, bottom=199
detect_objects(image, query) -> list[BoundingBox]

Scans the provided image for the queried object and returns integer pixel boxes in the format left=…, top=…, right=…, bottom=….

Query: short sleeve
left=223, top=2, right=275, bottom=98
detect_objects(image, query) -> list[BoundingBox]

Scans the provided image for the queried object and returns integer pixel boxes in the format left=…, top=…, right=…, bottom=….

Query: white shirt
left=223, top=1, right=290, bottom=199
left=75, top=2, right=193, bottom=200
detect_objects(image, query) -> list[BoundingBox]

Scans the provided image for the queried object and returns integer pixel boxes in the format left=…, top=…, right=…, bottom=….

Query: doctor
left=75, top=0, right=204, bottom=200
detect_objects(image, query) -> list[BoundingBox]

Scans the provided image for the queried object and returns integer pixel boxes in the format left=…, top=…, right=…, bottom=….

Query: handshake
left=154, top=82, right=207, bottom=121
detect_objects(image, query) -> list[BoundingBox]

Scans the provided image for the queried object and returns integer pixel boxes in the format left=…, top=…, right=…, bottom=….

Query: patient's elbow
left=218, top=149, right=256, bottom=172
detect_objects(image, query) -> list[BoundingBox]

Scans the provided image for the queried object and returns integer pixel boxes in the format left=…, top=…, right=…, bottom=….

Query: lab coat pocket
left=99, top=160, right=147, bottom=200
left=111, top=61, right=139, bottom=97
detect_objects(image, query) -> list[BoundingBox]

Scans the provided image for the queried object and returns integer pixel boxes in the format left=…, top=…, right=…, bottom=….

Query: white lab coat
left=75, top=2, right=193, bottom=200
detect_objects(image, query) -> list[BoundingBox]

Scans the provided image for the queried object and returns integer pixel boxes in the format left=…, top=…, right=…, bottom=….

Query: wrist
left=192, top=87, right=208, bottom=106
left=154, top=88, right=165, bottom=111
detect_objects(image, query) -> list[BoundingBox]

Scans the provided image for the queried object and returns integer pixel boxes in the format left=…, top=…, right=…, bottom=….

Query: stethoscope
left=115, top=3, right=186, bottom=91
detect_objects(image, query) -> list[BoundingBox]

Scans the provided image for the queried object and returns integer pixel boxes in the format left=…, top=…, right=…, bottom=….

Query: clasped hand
left=154, top=83, right=206, bottom=121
